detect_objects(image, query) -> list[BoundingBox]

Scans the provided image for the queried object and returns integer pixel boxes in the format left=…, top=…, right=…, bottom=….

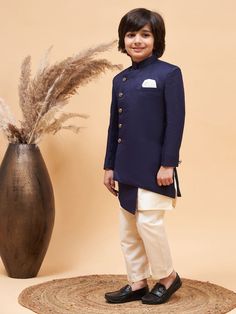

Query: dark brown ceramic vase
left=0, top=144, right=55, bottom=278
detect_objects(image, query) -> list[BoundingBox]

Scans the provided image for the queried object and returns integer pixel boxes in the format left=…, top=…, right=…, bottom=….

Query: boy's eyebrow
left=126, top=29, right=152, bottom=33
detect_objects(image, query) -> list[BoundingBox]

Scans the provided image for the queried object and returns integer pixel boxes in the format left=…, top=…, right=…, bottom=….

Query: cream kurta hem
left=137, top=187, right=177, bottom=211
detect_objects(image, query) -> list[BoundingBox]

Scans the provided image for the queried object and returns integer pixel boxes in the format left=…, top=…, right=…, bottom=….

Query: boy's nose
left=133, top=35, right=142, bottom=44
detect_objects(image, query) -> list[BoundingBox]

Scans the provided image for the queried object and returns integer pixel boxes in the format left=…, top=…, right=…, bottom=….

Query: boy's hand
left=157, top=166, right=174, bottom=186
left=104, top=169, right=118, bottom=196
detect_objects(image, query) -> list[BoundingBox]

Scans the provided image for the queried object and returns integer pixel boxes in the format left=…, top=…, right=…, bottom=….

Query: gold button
left=118, top=92, right=123, bottom=98
left=118, top=138, right=122, bottom=143
left=118, top=123, right=122, bottom=128
left=118, top=108, right=123, bottom=113
left=122, top=77, right=127, bottom=82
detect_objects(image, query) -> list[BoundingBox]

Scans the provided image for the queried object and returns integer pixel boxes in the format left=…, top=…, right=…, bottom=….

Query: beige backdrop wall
left=0, top=0, right=235, bottom=313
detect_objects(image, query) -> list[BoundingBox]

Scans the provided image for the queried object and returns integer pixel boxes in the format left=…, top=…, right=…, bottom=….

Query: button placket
left=118, top=109, right=123, bottom=143
left=117, top=77, right=128, bottom=144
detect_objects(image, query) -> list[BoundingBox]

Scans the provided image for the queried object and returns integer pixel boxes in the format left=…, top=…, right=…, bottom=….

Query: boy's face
left=124, top=24, right=154, bottom=62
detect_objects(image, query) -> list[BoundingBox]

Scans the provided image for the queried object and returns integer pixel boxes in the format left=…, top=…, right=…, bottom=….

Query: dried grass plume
left=0, top=41, right=122, bottom=144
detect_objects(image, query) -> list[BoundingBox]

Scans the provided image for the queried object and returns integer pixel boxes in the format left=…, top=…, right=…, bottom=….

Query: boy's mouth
left=132, top=47, right=145, bottom=52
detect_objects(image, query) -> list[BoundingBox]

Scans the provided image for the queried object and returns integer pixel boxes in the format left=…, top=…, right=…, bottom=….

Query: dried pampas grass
left=0, top=41, right=122, bottom=144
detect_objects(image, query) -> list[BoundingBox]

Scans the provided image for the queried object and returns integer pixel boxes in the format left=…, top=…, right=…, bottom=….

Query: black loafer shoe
left=105, top=284, right=149, bottom=303
left=142, top=272, right=182, bottom=304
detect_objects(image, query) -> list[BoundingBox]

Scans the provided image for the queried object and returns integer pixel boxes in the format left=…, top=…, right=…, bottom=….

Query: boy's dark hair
left=118, top=8, right=165, bottom=58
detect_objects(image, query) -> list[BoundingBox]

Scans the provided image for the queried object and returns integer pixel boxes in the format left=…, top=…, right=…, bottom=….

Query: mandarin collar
left=131, top=54, right=157, bottom=70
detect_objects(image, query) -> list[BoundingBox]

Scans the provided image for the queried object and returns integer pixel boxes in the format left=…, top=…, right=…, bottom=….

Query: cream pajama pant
left=119, top=187, right=176, bottom=283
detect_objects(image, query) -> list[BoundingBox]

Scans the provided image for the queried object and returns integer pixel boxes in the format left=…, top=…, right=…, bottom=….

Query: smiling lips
left=132, top=47, right=145, bottom=52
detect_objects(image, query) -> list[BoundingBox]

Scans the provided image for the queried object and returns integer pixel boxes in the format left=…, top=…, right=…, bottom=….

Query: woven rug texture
left=18, top=274, right=236, bottom=314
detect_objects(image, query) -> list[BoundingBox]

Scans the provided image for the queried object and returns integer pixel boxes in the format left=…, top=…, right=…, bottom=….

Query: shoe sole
left=142, top=280, right=182, bottom=305
left=105, top=295, right=143, bottom=303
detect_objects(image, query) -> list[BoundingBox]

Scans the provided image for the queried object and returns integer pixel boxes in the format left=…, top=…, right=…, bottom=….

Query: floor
left=0, top=261, right=235, bottom=314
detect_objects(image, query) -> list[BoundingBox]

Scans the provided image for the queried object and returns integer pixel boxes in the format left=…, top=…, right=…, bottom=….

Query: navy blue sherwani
left=104, top=54, right=185, bottom=214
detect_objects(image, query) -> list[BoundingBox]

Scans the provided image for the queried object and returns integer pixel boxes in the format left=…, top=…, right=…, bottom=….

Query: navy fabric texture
left=104, top=54, right=185, bottom=214
left=118, top=182, right=138, bottom=215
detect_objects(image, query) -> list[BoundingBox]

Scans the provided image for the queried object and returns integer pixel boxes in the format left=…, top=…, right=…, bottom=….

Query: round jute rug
left=18, top=274, right=236, bottom=314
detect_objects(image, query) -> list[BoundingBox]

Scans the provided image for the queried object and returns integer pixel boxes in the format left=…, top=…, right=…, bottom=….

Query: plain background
left=0, top=0, right=235, bottom=313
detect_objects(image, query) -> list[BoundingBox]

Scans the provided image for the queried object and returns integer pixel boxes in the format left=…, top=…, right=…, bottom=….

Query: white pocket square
left=142, top=79, right=157, bottom=88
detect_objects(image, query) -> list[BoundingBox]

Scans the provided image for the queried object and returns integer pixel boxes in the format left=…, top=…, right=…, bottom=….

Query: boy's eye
left=125, top=32, right=152, bottom=38
left=126, top=33, right=135, bottom=38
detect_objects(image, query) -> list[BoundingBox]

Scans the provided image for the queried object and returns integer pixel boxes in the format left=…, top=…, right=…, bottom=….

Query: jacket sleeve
left=161, top=67, right=185, bottom=167
left=103, top=79, right=119, bottom=170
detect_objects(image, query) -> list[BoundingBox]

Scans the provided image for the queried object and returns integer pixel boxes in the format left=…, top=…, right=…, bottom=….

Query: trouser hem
left=151, top=267, right=174, bottom=280
left=127, top=271, right=151, bottom=283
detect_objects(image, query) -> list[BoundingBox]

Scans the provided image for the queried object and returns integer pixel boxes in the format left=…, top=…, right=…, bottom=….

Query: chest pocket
left=136, top=78, right=163, bottom=94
